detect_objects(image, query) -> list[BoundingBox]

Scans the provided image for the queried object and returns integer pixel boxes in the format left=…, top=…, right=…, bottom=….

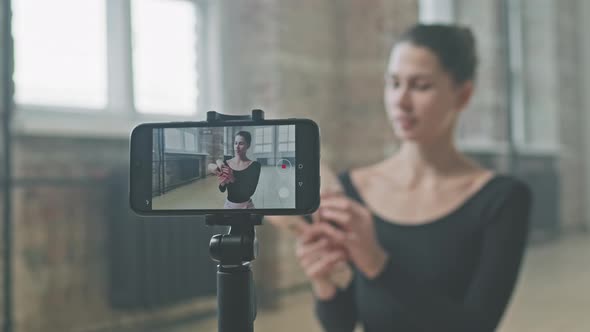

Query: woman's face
left=234, top=135, right=249, bottom=156
left=384, top=42, right=472, bottom=143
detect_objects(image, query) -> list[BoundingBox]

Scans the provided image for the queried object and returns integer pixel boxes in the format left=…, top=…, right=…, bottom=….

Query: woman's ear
left=455, top=81, right=474, bottom=111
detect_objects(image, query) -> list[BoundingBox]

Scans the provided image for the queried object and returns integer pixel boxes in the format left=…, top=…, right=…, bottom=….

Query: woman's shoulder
left=245, top=160, right=261, bottom=172
left=228, top=159, right=260, bottom=171
left=457, top=173, right=531, bottom=223
left=345, top=162, right=386, bottom=190
left=333, top=163, right=382, bottom=200
left=482, top=174, right=531, bottom=202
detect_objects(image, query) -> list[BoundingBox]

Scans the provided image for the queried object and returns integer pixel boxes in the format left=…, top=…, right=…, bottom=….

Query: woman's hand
left=207, top=163, right=220, bottom=175
left=296, top=221, right=348, bottom=299
left=318, top=193, right=388, bottom=279
left=217, top=165, right=235, bottom=186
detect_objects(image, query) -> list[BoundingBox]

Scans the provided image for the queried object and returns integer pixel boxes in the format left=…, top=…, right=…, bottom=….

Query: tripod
left=208, top=214, right=261, bottom=332
left=206, top=109, right=265, bottom=332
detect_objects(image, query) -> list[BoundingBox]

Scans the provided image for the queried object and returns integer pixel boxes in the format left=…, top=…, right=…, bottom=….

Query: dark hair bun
left=399, top=24, right=478, bottom=84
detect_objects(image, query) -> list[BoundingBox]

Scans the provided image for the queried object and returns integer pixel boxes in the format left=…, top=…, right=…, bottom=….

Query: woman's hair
left=235, top=131, right=252, bottom=147
left=397, top=23, right=478, bottom=84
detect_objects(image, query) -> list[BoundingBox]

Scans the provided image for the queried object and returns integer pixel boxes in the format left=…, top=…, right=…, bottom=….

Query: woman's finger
left=321, top=196, right=360, bottom=211
left=311, top=210, right=321, bottom=225
left=297, top=225, right=325, bottom=245
left=296, top=237, right=329, bottom=261
left=319, top=208, right=353, bottom=229
left=320, top=190, right=346, bottom=200
left=306, top=251, right=347, bottom=279
left=315, top=221, right=348, bottom=243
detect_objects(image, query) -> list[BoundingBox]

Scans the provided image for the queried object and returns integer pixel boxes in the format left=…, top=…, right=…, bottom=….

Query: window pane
left=184, top=132, right=195, bottom=151
left=264, top=127, right=272, bottom=136
left=164, top=129, right=182, bottom=150
left=289, top=142, right=295, bottom=151
left=264, top=135, right=272, bottom=144
left=279, top=130, right=287, bottom=142
left=132, top=0, right=199, bottom=115
left=12, top=0, right=107, bottom=108
left=263, top=144, right=272, bottom=153
left=279, top=143, right=288, bottom=151
left=289, top=125, right=295, bottom=140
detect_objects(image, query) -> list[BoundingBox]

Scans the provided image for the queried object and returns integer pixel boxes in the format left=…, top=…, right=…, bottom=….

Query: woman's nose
left=395, top=88, right=412, bottom=111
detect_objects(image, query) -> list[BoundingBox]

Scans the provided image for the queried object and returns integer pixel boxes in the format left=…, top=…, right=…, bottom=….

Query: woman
left=213, top=131, right=261, bottom=209
left=297, top=24, right=532, bottom=331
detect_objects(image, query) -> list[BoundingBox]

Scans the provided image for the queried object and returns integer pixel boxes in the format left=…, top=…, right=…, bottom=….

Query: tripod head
left=207, top=214, right=262, bottom=265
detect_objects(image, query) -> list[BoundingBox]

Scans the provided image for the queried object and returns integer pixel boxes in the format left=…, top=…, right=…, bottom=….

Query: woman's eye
left=386, top=80, right=400, bottom=89
left=414, top=83, right=432, bottom=91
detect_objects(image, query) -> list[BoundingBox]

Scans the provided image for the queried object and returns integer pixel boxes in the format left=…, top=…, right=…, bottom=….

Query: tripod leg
left=217, top=264, right=256, bottom=332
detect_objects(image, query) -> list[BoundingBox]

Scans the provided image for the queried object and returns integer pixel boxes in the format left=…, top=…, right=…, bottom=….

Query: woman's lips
left=395, top=116, right=416, bottom=130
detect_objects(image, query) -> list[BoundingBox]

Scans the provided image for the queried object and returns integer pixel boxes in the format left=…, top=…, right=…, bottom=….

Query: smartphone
left=129, top=119, right=320, bottom=216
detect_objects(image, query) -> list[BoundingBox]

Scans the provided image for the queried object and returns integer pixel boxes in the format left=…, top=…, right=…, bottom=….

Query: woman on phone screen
left=213, top=131, right=261, bottom=209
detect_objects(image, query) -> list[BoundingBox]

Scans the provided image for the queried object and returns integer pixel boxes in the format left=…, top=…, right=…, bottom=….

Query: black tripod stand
left=207, top=214, right=261, bottom=332
left=206, top=109, right=265, bottom=332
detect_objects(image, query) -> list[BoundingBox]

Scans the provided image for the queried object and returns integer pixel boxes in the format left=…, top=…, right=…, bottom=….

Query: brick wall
left=6, top=1, right=589, bottom=330
left=214, top=0, right=418, bottom=296
left=4, top=0, right=421, bottom=330
left=11, top=137, right=128, bottom=332
left=10, top=136, right=224, bottom=332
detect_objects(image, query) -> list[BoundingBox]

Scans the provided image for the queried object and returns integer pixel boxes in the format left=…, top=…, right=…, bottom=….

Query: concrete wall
left=554, top=0, right=587, bottom=232
left=448, top=0, right=589, bottom=232
left=0, top=0, right=11, bottom=327
left=454, top=0, right=509, bottom=145
left=582, top=0, right=590, bottom=231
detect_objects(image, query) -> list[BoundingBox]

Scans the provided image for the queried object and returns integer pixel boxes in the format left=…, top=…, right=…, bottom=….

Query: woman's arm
left=314, top=280, right=357, bottom=332
left=370, top=181, right=532, bottom=331
left=241, top=162, right=261, bottom=198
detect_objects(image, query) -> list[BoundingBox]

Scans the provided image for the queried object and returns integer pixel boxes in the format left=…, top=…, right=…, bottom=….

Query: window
left=418, top=0, right=455, bottom=23
left=184, top=132, right=196, bottom=151
left=12, top=0, right=108, bottom=108
left=255, top=127, right=273, bottom=153
left=131, top=0, right=200, bottom=115
left=11, top=0, right=210, bottom=136
left=164, top=128, right=199, bottom=153
left=165, top=129, right=183, bottom=150
left=278, top=125, right=295, bottom=152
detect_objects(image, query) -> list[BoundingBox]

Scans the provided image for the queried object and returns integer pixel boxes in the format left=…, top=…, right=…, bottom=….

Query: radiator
left=108, top=168, right=225, bottom=308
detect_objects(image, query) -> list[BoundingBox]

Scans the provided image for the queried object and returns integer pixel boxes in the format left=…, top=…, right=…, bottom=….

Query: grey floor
left=152, top=166, right=296, bottom=210
left=163, top=233, right=590, bottom=332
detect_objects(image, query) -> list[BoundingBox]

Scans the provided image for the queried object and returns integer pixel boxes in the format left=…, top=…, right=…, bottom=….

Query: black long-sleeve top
left=219, top=161, right=261, bottom=203
left=315, top=172, right=532, bottom=332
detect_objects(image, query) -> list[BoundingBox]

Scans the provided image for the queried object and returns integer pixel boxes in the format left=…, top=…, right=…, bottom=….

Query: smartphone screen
left=130, top=119, right=320, bottom=215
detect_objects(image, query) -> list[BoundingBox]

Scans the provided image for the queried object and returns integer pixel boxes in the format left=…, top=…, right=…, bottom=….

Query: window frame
left=278, top=125, right=295, bottom=152
left=255, top=127, right=273, bottom=154
left=11, top=0, right=218, bottom=138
